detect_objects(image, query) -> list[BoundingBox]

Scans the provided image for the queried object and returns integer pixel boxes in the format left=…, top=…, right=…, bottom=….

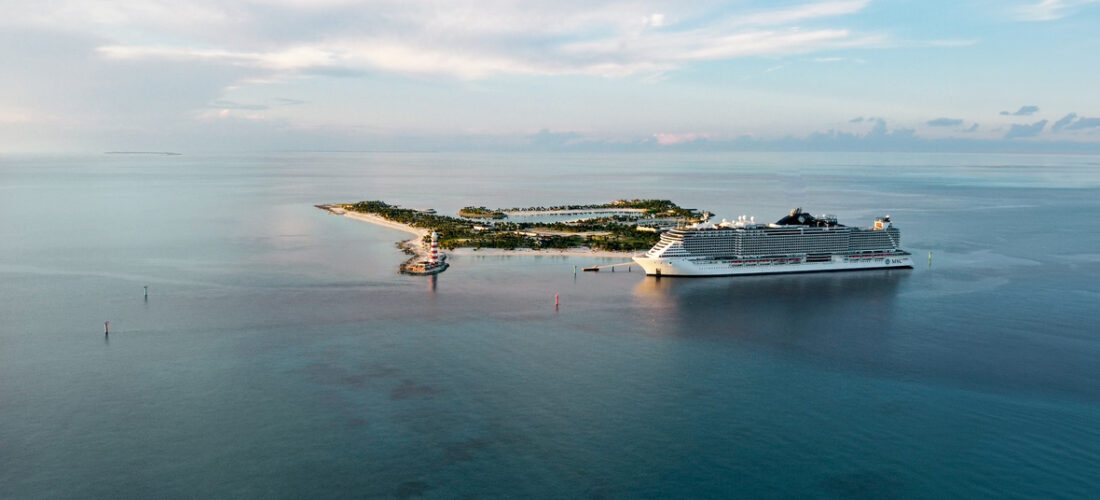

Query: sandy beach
left=318, top=205, right=430, bottom=260
left=318, top=204, right=635, bottom=260
left=344, top=211, right=430, bottom=257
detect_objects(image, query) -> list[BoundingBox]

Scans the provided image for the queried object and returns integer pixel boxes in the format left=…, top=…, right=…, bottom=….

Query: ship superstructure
left=633, top=208, right=912, bottom=276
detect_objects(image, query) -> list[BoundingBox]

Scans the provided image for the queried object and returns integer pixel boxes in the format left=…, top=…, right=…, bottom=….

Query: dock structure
left=582, top=262, right=634, bottom=272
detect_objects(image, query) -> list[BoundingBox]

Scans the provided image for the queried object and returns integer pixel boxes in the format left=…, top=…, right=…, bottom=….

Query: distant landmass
left=104, top=151, right=182, bottom=155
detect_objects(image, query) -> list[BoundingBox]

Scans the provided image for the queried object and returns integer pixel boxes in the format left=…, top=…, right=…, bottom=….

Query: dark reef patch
left=443, top=438, right=489, bottom=463
left=819, top=470, right=904, bottom=499
left=390, top=379, right=442, bottom=400
left=395, top=481, right=430, bottom=499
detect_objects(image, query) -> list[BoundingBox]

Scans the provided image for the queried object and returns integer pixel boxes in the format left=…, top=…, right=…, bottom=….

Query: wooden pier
left=582, top=262, right=634, bottom=272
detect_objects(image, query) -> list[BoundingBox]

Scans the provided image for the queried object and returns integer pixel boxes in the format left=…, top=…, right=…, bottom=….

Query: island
left=104, top=151, right=183, bottom=155
left=457, top=206, right=506, bottom=219
left=316, top=199, right=707, bottom=274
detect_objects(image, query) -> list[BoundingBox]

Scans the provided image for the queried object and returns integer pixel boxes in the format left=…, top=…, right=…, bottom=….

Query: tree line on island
left=457, top=206, right=507, bottom=219
left=458, top=199, right=697, bottom=219
left=346, top=199, right=703, bottom=251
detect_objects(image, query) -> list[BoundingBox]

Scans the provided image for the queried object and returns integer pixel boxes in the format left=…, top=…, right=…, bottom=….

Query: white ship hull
left=633, top=254, right=912, bottom=277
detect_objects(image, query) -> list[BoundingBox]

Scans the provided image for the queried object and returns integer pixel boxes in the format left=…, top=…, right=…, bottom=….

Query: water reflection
left=633, top=271, right=911, bottom=368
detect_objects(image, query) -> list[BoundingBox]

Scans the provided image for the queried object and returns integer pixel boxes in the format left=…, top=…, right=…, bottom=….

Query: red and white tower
left=429, top=231, right=439, bottom=266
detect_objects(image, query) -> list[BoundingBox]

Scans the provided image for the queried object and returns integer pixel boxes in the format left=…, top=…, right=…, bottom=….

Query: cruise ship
left=633, top=208, right=912, bottom=276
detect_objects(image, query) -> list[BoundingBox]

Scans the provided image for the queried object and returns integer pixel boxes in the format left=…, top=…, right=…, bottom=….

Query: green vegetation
left=607, top=199, right=699, bottom=218
left=502, top=199, right=699, bottom=219
left=458, top=206, right=506, bottom=219
left=344, top=199, right=699, bottom=252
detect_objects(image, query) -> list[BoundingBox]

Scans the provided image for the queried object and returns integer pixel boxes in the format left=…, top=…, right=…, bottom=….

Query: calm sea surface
left=1, top=152, right=1098, bottom=499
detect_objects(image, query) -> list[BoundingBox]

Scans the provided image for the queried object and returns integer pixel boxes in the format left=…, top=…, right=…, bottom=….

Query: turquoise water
left=1, top=152, right=1098, bottom=498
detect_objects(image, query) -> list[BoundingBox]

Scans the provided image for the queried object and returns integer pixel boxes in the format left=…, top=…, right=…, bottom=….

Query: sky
left=1, top=0, right=1099, bottom=153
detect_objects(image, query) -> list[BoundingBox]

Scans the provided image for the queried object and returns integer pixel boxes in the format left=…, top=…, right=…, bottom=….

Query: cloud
left=1016, top=0, right=1099, bottom=21
left=0, top=27, right=254, bottom=127
left=926, top=117, right=964, bottom=127
left=209, top=100, right=268, bottom=110
left=849, top=116, right=864, bottom=123
left=487, top=122, right=1100, bottom=154
left=96, top=29, right=871, bottom=80
left=1049, top=113, right=1100, bottom=131
left=1000, top=105, right=1040, bottom=116
left=736, top=0, right=870, bottom=25
left=1004, top=120, right=1048, bottom=138
left=654, top=132, right=710, bottom=145
left=5, top=1, right=1090, bottom=154
left=1052, top=113, right=1078, bottom=131
left=527, top=129, right=586, bottom=150
left=72, top=1, right=894, bottom=80
left=1066, top=117, right=1100, bottom=130
left=867, top=117, right=888, bottom=135
left=792, top=118, right=917, bottom=150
